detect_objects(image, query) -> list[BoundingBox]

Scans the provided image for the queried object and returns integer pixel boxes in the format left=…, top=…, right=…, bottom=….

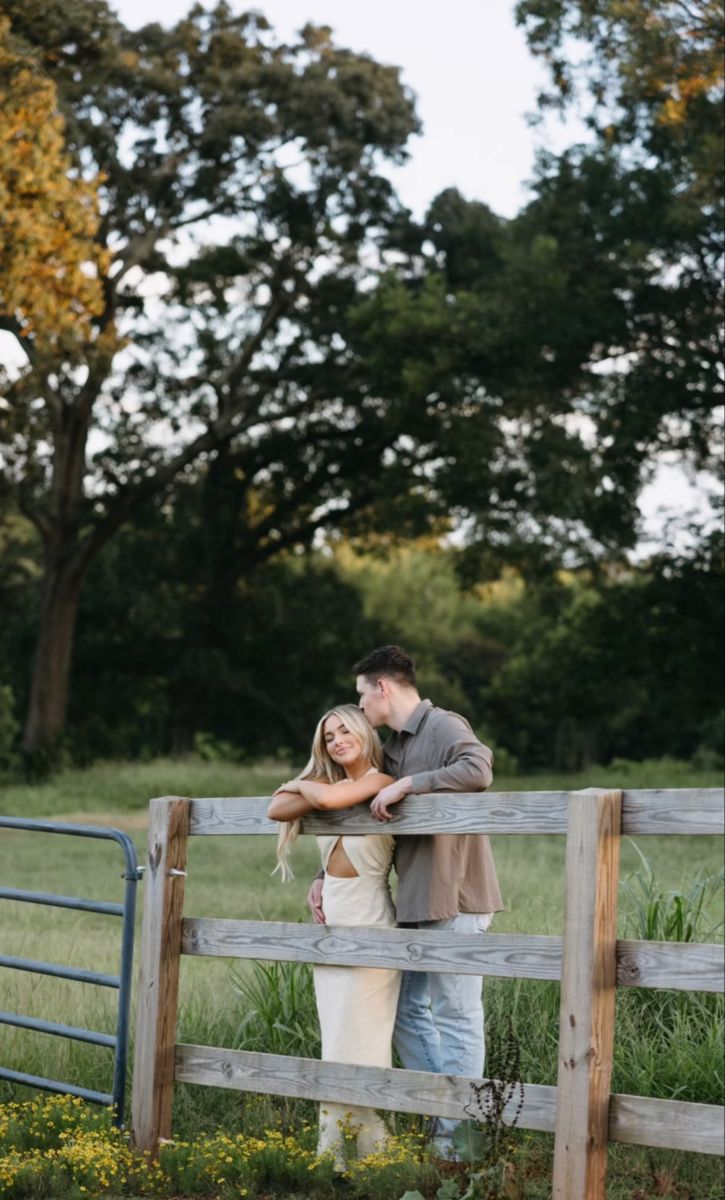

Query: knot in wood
left=619, top=955, right=640, bottom=982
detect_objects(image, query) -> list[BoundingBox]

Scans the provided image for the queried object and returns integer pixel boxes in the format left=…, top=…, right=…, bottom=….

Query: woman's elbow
left=267, top=799, right=287, bottom=821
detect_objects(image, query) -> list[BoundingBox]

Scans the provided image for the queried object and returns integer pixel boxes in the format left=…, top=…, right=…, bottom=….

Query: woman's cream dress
left=314, top=827, right=401, bottom=1167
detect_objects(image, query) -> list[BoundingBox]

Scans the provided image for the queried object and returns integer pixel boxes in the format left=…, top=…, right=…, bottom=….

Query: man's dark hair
left=352, top=645, right=417, bottom=688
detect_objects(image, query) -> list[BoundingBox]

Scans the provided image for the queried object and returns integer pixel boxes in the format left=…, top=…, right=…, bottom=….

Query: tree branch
left=72, top=288, right=298, bottom=573
left=17, top=493, right=52, bottom=543
left=248, top=486, right=379, bottom=569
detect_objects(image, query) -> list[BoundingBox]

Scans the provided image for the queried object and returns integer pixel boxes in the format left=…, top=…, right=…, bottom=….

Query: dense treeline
left=0, top=0, right=722, bottom=771
left=1, top=499, right=722, bottom=770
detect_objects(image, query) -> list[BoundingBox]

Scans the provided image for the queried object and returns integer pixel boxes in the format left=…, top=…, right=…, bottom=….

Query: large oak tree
left=2, top=0, right=721, bottom=763
left=1, top=0, right=423, bottom=758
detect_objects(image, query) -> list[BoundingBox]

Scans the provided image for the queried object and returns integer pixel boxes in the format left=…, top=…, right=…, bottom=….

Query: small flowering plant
left=400, top=1019, right=525, bottom=1200
left=0, top=1093, right=337, bottom=1198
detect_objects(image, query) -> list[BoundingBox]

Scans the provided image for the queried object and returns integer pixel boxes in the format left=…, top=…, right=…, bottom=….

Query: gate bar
left=0, top=887, right=124, bottom=916
left=0, top=1011, right=117, bottom=1048
left=0, top=1067, right=112, bottom=1106
left=0, top=955, right=120, bottom=988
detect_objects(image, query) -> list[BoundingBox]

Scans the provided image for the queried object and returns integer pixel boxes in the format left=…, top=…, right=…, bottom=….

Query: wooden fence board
left=174, top=1042, right=557, bottom=1131
left=182, top=917, right=725, bottom=993
left=188, top=788, right=724, bottom=837
left=616, top=939, right=725, bottom=993
left=189, top=792, right=571, bottom=835
left=553, top=790, right=621, bottom=1199
left=621, top=788, right=724, bottom=835
left=609, top=1094, right=724, bottom=1156
left=182, top=918, right=562, bottom=979
left=174, top=1044, right=724, bottom=1155
left=131, top=797, right=190, bottom=1152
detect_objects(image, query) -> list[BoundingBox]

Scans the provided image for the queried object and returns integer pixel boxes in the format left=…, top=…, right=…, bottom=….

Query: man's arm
left=407, top=728, right=493, bottom=795
left=371, top=715, right=493, bottom=821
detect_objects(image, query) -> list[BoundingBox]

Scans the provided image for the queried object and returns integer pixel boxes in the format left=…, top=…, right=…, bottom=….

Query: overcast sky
left=113, top=0, right=586, bottom=220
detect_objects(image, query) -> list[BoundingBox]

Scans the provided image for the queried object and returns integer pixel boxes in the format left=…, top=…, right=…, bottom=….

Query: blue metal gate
left=0, top=816, right=142, bottom=1126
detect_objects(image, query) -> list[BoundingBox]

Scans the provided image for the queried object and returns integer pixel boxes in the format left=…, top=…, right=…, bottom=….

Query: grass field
left=0, top=755, right=723, bottom=1196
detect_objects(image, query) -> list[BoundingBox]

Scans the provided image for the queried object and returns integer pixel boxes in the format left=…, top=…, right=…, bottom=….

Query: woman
left=268, top=704, right=400, bottom=1169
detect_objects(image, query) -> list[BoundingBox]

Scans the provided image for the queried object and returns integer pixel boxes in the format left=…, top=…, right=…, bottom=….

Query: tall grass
left=0, top=758, right=722, bottom=1167
left=621, top=840, right=724, bottom=942
left=1, top=752, right=721, bottom=820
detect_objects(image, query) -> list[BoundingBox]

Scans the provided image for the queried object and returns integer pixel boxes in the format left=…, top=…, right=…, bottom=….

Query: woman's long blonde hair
left=274, top=704, right=383, bottom=881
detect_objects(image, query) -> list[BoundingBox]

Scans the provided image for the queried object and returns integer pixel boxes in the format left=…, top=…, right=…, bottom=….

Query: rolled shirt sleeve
left=407, top=714, right=493, bottom=794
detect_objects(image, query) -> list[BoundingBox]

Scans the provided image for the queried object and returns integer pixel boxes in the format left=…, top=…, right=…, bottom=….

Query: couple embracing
left=268, top=644, right=502, bottom=1168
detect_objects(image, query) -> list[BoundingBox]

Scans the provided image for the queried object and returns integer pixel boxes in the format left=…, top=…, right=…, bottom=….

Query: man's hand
left=307, top=876, right=326, bottom=924
left=370, top=776, right=413, bottom=821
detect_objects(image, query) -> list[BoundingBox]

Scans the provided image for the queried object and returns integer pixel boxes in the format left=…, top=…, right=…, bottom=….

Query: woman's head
left=274, top=704, right=382, bottom=881
left=303, top=703, right=382, bottom=782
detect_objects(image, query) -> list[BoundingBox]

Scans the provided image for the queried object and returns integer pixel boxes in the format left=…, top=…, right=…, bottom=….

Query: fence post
left=552, top=788, right=622, bottom=1199
left=131, top=796, right=190, bottom=1153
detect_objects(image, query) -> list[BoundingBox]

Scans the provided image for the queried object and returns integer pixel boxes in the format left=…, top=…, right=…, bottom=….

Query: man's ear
left=377, top=677, right=391, bottom=698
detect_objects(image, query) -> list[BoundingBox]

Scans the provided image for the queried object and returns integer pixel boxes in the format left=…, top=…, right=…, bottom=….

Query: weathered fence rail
left=132, top=787, right=725, bottom=1199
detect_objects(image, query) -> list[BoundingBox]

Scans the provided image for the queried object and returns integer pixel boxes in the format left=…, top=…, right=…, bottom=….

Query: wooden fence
left=131, top=787, right=724, bottom=1199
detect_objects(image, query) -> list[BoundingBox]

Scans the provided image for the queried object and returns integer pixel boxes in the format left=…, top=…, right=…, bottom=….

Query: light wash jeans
left=393, top=912, right=492, bottom=1153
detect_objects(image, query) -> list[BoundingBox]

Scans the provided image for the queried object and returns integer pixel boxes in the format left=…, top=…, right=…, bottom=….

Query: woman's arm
left=268, top=789, right=315, bottom=821
left=268, top=772, right=394, bottom=818
left=300, top=772, right=394, bottom=811
left=268, top=775, right=329, bottom=821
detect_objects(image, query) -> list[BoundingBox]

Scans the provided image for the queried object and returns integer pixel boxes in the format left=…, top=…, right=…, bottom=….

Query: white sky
left=114, top=0, right=585, bottom=220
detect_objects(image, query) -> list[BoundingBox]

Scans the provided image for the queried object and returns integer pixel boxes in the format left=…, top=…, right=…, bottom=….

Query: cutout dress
left=314, top=821, right=401, bottom=1165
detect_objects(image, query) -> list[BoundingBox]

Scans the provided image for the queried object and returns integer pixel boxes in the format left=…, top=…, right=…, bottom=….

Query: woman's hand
left=274, top=779, right=302, bottom=795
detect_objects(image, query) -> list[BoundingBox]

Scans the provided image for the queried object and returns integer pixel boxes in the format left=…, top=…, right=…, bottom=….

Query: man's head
left=352, top=645, right=419, bottom=729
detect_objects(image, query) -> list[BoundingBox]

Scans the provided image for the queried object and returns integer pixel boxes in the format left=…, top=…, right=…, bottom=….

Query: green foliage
left=621, top=841, right=724, bottom=943
left=227, top=959, right=321, bottom=1060
left=341, top=1133, right=438, bottom=1200
left=0, top=684, right=18, bottom=776
left=479, top=538, right=725, bottom=768
left=614, top=845, right=724, bottom=1105
left=515, top=0, right=723, bottom=485
left=0, top=1092, right=343, bottom=1198
left=192, top=730, right=243, bottom=763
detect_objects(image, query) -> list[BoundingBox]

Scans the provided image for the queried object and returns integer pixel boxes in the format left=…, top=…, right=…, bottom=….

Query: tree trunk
left=22, top=552, right=84, bottom=759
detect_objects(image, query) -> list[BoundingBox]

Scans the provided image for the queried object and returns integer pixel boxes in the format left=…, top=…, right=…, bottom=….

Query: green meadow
left=0, top=757, right=722, bottom=1197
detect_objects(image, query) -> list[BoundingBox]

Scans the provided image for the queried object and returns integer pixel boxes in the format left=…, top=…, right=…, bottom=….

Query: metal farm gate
left=0, top=816, right=142, bottom=1126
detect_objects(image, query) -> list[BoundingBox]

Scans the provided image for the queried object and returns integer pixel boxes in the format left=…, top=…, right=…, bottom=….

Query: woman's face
left=322, top=714, right=365, bottom=770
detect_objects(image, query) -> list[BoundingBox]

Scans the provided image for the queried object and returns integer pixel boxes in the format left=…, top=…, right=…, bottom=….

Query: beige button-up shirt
left=383, top=699, right=503, bottom=922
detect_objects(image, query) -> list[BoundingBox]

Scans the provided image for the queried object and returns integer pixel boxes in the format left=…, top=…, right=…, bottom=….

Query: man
left=308, top=644, right=502, bottom=1158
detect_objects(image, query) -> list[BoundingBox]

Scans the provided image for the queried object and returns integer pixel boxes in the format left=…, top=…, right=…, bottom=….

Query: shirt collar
left=400, top=698, right=432, bottom=736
